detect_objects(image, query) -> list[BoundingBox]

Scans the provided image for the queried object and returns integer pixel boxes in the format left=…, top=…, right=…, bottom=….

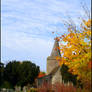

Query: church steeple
left=51, top=38, right=61, bottom=57
left=46, top=38, right=61, bottom=75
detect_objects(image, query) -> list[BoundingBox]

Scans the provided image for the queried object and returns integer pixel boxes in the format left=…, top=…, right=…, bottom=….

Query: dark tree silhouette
left=3, top=60, right=40, bottom=88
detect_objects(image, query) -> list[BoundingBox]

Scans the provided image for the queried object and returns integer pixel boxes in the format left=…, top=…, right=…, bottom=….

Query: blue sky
left=1, top=0, right=91, bottom=71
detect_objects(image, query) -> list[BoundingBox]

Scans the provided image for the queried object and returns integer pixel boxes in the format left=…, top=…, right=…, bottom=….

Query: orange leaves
left=88, top=61, right=92, bottom=69
left=56, top=56, right=67, bottom=66
left=38, top=72, right=46, bottom=78
left=56, top=56, right=61, bottom=61
left=83, top=19, right=92, bottom=28
left=62, top=37, right=67, bottom=42
left=68, top=33, right=74, bottom=38
left=86, top=30, right=91, bottom=35
left=56, top=56, right=63, bottom=66
left=56, top=19, right=91, bottom=85
left=54, top=37, right=60, bottom=41
left=68, top=68, right=73, bottom=73
left=52, top=18, right=91, bottom=88
left=54, top=46, right=60, bottom=51
left=82, top=19, right=91, bottom=40
left=62, top=35, right=65, bottom=38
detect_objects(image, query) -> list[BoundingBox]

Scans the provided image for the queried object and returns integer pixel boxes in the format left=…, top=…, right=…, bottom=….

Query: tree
left=4, top=60, right=40, bottom=87
left=18, top=61, right=40, bottom=87
left=60, top=64, right=77, bottom=86
left=4, top=61, right=21, bottom=87
left=56, top=19, right=91, bottom=89
left=0, top=62, right=4, bottom=86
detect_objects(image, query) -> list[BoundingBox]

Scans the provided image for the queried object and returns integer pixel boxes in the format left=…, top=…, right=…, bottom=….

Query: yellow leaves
left=56, top=56, right=61, bottom=61
left=83, top=19, right=91, bottom=28
left=56, top=56, right=66, bottom=66
left=62, top=37, right=67, bottom=42
left=59, top=61, right=64, bottom=66
left=64, top=50, right=71, bottom=57
left=69, top=33, right=74, bottom=37
left=86, top=30, right=91, bottom=35
left=72, top=70, right=78, bottom=75
left=68, top=68, right=74, bottom=74
left=85, top=19, right=92, bottom=28
left=57, top=18, right=91, bottom=85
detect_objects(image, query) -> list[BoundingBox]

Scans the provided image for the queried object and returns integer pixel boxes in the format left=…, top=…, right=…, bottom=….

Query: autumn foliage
left=37, top=72, right=46, bottom=78
left=56, top=19, right=91, bottom=89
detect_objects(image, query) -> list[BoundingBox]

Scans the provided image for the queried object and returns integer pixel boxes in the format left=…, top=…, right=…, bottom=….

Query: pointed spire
left=50, top=37, right=61, bottom=57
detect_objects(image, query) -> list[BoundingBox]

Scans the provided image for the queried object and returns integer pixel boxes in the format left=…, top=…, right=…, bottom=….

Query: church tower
left=46, top=38, right=61, bottom=75
left=46, top=38, right=62, bottom=84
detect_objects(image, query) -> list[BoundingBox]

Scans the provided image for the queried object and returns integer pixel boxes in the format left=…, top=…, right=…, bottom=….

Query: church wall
left=52, top=67, right=62, bottom=84
left=46, top=56, right=59, bottom=75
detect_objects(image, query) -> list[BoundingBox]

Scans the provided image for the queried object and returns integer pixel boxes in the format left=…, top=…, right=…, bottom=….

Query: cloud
left=1, top=30, right=54, bottom=71
left=1, top=0, right=91, bottom=71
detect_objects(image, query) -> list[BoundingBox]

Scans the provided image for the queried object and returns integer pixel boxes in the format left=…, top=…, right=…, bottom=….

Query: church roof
left=50, top=38, right=61, bottom=57
left=49, top=66, right=60, bottom=75
left=37, top=72, right=46, bottom=78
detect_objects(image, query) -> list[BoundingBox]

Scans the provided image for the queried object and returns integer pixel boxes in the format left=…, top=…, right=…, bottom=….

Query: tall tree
left=60, top=64, right=77, bottom=86
left=56, top=19, right=91, bottom=89
left=4, top=61, right=21, bottom=87
left=4, top=60, right=40, bottom=87
left=0, top=62, right=4, bottom=86
left=18, top=61, right=40, bottom=87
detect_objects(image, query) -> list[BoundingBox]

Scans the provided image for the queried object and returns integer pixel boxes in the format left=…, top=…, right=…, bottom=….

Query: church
left=36, top=38, right=62, bottom=87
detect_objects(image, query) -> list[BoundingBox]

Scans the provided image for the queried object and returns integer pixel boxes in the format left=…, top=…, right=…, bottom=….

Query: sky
left=1, top=0, right=91, bottom=72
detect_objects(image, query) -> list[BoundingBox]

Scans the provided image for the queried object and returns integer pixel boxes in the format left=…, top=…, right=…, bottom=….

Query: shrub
left=0, top=81, right=13, bottom=89
left=38, top=82, right=53, bottom=92
left=53, top=83, right=76, bottom=92
left=37, top=82, right=91, bottom=92
left=27, top=88, right=38, bottom=92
